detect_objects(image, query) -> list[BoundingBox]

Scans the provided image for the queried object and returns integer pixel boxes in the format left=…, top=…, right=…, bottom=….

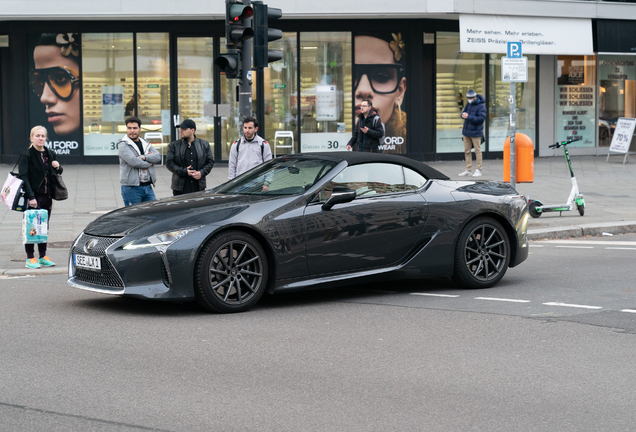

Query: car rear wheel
left=195, top=231, right=268, bottom=313
left=453, top=217, right=510, bottom=289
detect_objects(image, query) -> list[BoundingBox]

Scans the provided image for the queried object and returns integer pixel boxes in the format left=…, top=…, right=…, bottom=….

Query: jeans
left=121, top=185, right=156, bottom=207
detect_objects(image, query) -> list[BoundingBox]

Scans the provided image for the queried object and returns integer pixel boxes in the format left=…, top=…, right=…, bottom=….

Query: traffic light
left=214, top=51, right=240, bottom=79
left=225, top=0, right=254, bottom=49
left=252, top=1, right=283, bottom=69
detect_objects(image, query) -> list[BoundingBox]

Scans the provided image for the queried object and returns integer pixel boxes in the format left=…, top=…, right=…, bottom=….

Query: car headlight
left=122, top=227, right=202, bottom=252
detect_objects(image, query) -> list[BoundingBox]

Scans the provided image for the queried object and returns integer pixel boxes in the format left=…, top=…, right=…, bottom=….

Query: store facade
left=1, top=2, right=636, bottom=164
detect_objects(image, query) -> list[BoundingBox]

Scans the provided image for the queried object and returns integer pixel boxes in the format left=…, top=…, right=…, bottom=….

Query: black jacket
left=166, top=137, right=214, bottom=191
left=18, top=146, right=63, bottom=199
left=347, top=108, right=384, bottom=152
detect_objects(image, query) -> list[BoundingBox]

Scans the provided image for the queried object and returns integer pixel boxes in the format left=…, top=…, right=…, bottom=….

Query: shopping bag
left=22, top=209, right=48, bottom=244
left=1, top=171, right=27, bottom=211
left=52, top=173, right=68, bottom=201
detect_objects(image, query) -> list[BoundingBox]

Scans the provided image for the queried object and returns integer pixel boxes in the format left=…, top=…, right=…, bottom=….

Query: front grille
left=72, top=233, right=124, bottom=288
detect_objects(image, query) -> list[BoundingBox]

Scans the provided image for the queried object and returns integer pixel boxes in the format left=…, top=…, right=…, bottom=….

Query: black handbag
left=52, top=173, right=68, bottom=201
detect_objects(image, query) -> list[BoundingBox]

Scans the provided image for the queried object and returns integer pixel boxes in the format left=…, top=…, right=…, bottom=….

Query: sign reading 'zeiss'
left=460, top=15, right=593, bottom=55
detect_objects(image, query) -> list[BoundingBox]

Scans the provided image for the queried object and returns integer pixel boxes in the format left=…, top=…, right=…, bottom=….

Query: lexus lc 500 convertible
left=68, top=152, right=529, bottom=313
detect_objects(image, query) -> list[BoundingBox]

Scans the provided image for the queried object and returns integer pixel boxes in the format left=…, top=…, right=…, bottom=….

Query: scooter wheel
left=578, top=203, right=585, bottom=216
left=529, top=201, right=542, bottom=218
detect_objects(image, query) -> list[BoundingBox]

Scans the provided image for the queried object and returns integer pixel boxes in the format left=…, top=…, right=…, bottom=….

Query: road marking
left=543, top=302, right=602, bottom=310
left=621, top=309, right=636, bottom=314
left=544, top=240, right=636, bottom=246
left=529, top=244, right=544, bottom=247
left=350, top=289, right=397, bottom=294
left=0, top=275, right=36, bottom=279
left=606, top=247, right=636, bottom=251
left=410, top=293, right=460, bottom=298
left=555, top=246, right=594, bottom=249
left=475, top=297, right=531, bottom=303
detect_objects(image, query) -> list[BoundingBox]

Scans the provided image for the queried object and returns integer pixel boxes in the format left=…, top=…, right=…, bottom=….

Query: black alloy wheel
left=195, top=231, right=268, bottom=313
left=453, top=217, right=510, bottom=289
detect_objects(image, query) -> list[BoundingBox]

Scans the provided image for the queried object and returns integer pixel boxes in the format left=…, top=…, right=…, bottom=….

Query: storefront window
left=598, top=55, right=635, bottom=147
left=555, top=56, right=596, bottom=147
left=177, top=37, right=214, bottom=154
left=436, top=32, right=485, bottom=153
left=137, top=33, right=171, bottom=150
left=82, top=33, right=134, bottom=156
left=263, top=32, right=298, bottom=156
left=488, top=54, right=536, bottom=150
left=299, top=32, right=352, bottom=152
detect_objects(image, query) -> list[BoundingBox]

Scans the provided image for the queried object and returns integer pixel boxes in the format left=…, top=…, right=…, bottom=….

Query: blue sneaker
left=26, top=258, right=41, bottom=269
left=38, top=256, right=56, bottom=266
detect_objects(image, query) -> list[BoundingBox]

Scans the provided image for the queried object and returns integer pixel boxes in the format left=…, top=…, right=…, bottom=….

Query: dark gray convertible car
left=68, top=152, right=529, bottom=313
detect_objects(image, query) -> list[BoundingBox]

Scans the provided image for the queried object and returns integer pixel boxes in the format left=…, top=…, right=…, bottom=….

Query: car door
left=303, top=163, right=429, bottom=276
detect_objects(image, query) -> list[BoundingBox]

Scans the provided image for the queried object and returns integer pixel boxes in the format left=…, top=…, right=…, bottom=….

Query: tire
left=195, top=231, right=269, bottom=313
left=578, top=203, right=585, bottom=216
left=528, top=201, right=542, bottom=218
left=452, top=217, right=510, bottom=289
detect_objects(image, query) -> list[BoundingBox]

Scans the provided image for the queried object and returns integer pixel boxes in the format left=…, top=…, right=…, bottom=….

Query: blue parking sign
left=507, top=42, right=522, bottom=58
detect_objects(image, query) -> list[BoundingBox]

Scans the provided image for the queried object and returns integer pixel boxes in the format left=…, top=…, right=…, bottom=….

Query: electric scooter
left=528, top=136, right=585, bottom=218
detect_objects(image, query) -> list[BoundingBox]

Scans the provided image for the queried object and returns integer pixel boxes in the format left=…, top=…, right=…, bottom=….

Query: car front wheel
left=195, top=231, right=268, bottom=313
left=453, top=217, right=510, bottom=289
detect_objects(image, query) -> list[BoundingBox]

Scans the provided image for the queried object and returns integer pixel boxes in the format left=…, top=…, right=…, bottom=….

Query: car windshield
left=216, top=157, right=339, bottom=195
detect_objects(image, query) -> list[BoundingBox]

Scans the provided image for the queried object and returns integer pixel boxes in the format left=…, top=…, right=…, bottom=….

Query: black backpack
left=235, top=138, right=264, bottom=160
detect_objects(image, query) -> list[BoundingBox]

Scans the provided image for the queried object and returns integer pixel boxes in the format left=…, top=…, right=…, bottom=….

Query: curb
left=528, top=221, right=636, bottom=241
left=1, top=268, right=67, bottom=276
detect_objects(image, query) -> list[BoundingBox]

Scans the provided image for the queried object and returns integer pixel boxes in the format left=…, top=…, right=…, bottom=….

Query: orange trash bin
left=504, top=133, right=534, bottom=183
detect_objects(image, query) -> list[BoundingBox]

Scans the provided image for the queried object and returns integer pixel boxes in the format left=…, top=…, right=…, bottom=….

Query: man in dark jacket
left=166, top=119, right=214, bottom=196
left=347, top=99, right=384, bottom=152
left=459, top=89, right=487, bottom=177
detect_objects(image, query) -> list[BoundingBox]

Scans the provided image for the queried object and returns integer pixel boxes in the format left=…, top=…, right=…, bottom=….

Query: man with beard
left=347, top=99, right=384, bottom=152
left=228, top=117, right=273, bottom=180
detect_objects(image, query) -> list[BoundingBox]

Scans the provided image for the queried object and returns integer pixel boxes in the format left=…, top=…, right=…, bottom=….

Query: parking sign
left=507, top=42, right=522, bottom=58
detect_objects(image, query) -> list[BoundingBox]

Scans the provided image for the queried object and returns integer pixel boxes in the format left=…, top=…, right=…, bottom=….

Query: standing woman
left=19, top=126, right=63, bottom=269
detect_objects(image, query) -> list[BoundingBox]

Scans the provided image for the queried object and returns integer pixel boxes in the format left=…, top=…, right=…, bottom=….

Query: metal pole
left=510, top=82, right=516, bottom=190
left=238, top=0, right=253, bottom=128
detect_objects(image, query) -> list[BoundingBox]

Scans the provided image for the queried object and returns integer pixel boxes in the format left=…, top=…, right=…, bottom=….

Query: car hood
left=83, top=191, right=286, bottom=237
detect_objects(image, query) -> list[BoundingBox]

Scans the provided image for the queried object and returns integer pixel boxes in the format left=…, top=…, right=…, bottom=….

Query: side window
left=318, top=163, right=405, bottom=201
left=404, top=168, right=427, bottom=191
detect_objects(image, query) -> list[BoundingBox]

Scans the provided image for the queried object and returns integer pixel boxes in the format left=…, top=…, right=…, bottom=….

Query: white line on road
left=544, top=240, right=636, bottom=246
left=621, top=309, right=636, bottom=314
left=555, top=246, right=594, bottom=249
left=529, top=245, right=544, bottom=247
left=410, top=293, right=460, bottom=298
left=606, top=247, right=636, bottom=251
left=543, top=302, right=602, bottom=310
left=0, top=275, right=36, bottom=279
left=475, top=297, right=531, bottom=303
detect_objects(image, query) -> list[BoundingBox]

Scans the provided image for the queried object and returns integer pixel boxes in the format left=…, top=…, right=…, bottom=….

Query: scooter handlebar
left=550, top=136, right=582, bottom=148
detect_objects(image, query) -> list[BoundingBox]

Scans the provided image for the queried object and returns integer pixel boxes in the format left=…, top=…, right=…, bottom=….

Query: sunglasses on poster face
left=29, top=66, right=80, bottom=101
left=354, top=64, right=404, bottom=94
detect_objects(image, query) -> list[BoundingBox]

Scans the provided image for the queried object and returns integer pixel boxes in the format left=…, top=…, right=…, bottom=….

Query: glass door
left=176, top=37, right=215, bottom=156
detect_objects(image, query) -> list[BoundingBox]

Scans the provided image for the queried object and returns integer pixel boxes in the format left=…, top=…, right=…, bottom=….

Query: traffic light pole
left=238, top=0, right=253, bottom=127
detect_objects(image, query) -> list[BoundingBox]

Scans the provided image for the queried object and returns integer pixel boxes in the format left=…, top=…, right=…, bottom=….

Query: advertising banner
left=27, top=33, right=82, bottom=156
left=460, top=15, right=593, bottom=55
left=556, top=85, right=596, bottom=147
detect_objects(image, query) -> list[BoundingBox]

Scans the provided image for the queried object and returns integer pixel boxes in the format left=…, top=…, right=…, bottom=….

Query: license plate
left=74, top=254, right=102, bottom=271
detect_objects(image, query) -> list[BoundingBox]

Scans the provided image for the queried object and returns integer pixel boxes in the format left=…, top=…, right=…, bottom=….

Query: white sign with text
left=301, top=133, right=347, bottom=152
left=460, top=15, right=593, bottom=55
left=609, top=118, right=636, bottom=154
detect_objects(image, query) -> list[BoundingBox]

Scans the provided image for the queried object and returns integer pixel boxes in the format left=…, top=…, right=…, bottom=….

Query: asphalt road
left=1, top=234, right=636, bottom=431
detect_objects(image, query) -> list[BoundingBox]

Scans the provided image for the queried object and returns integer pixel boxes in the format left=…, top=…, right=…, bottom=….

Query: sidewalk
left=1, top=155, right=635, bottom=275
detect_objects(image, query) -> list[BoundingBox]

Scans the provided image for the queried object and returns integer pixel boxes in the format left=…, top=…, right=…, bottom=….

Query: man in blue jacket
left=459, top=89, right=487, bottom=177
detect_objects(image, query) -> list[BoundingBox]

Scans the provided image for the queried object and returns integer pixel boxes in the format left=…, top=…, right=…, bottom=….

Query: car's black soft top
left=283, top=152, right=450, bottom=180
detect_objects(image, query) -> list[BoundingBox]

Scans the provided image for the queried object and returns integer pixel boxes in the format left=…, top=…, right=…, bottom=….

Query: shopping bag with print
left=22, top=209, right=48, bottom=244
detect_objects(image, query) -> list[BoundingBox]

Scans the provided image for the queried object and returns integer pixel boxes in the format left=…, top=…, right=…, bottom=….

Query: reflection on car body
left=68, top=152, right=529, bottom=313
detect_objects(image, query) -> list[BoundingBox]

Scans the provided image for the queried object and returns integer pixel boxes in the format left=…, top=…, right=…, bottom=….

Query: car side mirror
left=322, top=186, right=356, bottom=210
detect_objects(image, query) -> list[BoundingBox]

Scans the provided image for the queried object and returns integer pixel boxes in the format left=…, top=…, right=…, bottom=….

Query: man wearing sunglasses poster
left=28, top=33, right=81, bottom=155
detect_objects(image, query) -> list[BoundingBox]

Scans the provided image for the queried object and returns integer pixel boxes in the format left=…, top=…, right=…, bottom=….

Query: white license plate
left=74, top=254, right=102, bottom=271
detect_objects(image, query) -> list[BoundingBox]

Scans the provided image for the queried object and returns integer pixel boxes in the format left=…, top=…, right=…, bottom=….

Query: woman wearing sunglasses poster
left=28, top=33, right=81, bottom=156
left=354, top=33, right=407, bottom=154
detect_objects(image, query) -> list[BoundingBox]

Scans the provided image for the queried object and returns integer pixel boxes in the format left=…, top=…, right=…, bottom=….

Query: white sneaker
left=458, top=170, right=471, bottom=177
left=472, top=169, right=482, bottom=177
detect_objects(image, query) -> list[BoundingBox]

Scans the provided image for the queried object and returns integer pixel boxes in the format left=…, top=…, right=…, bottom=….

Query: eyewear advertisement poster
left=609, top=118, right=636, bottom=154
left=555, top=85, right=596, bottom=147
left=301, top=133, right=346, bottom=152
left=27, top=32, right=82, bottom=156
left=353, top=32, right=407, bottom=154
left=101, top=86, right=125, bottom=123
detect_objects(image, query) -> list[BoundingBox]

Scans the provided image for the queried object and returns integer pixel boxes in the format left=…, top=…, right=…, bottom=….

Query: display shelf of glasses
left=82, top=76, right=135, bottom=122
left=137, top=77, right=170, bottom=118
left=177, top=77, right=213, bottom=119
